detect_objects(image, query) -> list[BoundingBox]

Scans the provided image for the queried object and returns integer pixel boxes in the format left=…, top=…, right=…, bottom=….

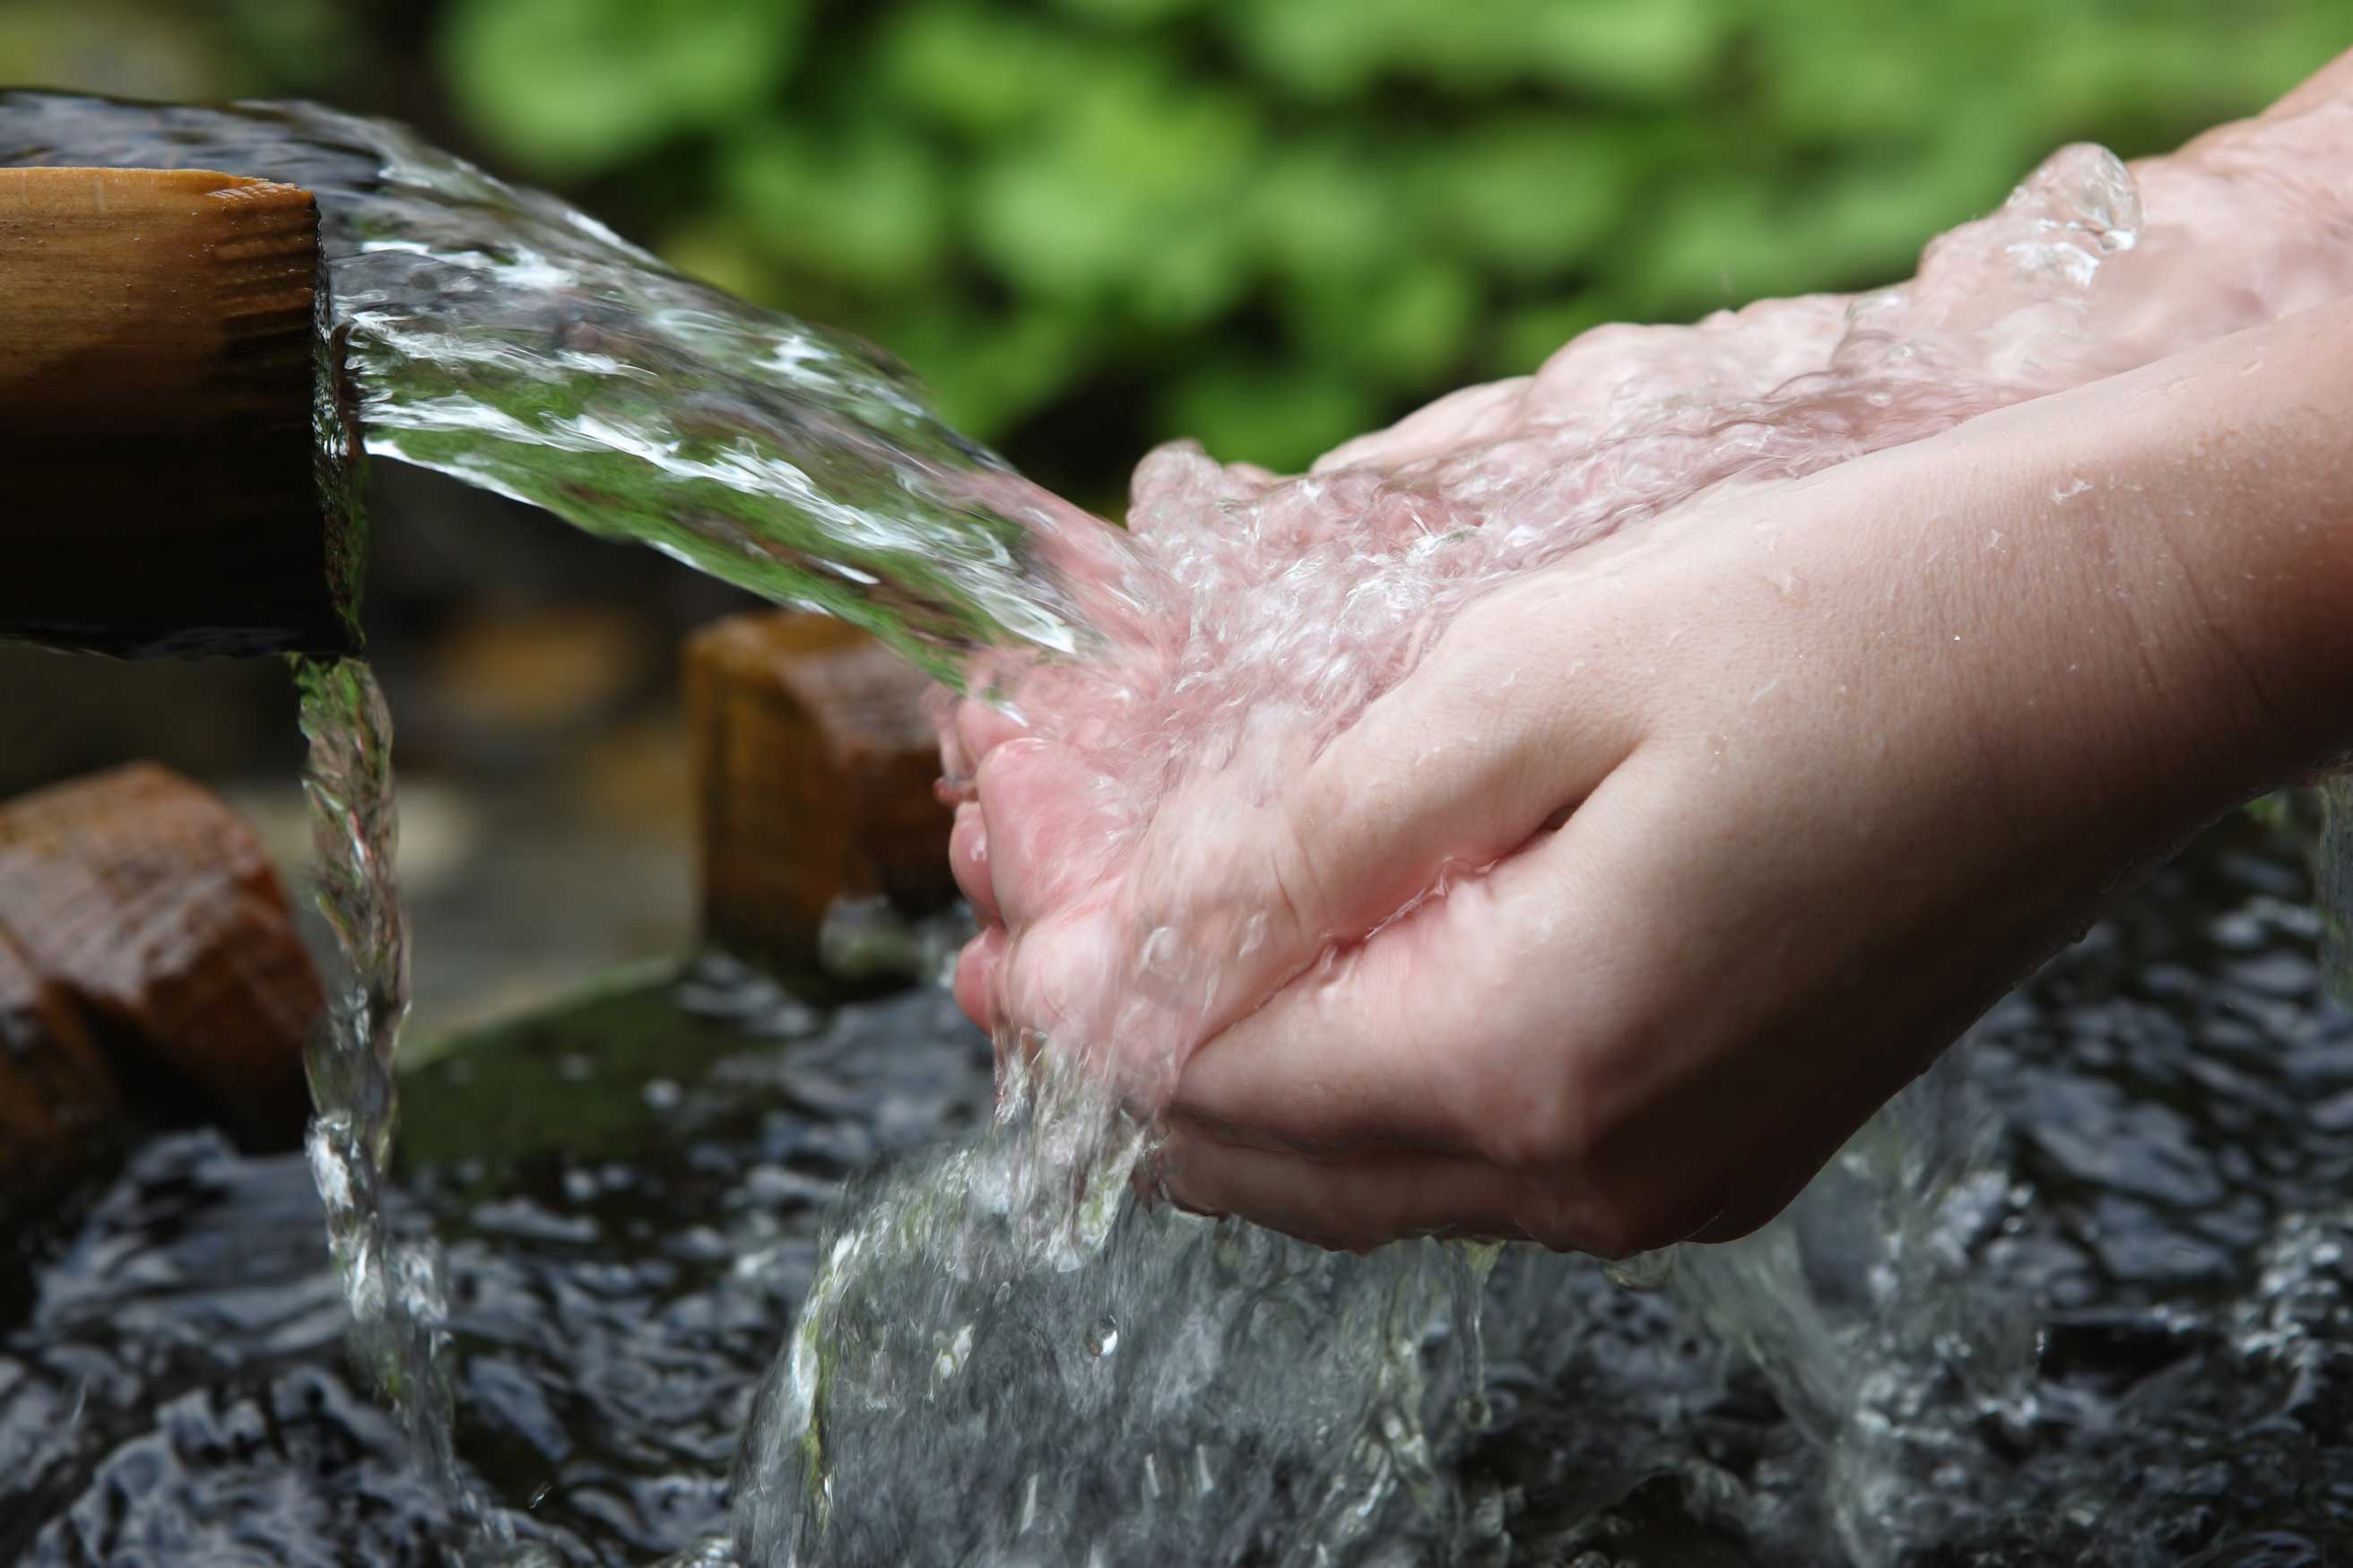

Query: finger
left=1136, top=608, right=1646, bottom=1054
left=973, top=738, right=1129, bottom=930
left=955, top=696, right=1030, bottom=777
left=1170, top=757, right=1660, bottom=1161
left=1311, top=377, right=1532, bottom=475
left=953, top=925, right=1007, bottom=1034
left=1153, top=1125, right=1602, bottom=1255
left=950, top=801, right=998, bottom=923
left=1288, top=574, right=1646, bottom=924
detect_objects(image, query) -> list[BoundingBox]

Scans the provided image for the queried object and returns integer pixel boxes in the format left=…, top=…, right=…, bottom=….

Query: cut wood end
left=688, top=612, right=958, bottom=974
left=0, top=166, right=318, bottom=408
left=0, top=165, right=357, bottom=657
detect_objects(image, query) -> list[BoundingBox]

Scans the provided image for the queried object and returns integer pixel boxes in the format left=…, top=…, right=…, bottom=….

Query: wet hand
left=944, top=299, right=2353, bottom=1255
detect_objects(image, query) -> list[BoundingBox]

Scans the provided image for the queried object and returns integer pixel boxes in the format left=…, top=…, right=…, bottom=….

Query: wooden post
left=687, top=613, right=958, bottom=976
left=0, top=764, right=322, bottom=1152
left=0, top=167, right=360, bottom=657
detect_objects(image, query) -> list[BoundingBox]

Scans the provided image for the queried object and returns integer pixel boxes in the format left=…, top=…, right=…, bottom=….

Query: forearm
left=1956, top=296, right=2353, bottom=807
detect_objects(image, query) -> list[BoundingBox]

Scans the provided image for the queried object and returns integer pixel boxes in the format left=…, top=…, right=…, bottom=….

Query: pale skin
left=944, top=66, right=2353, bottom=1257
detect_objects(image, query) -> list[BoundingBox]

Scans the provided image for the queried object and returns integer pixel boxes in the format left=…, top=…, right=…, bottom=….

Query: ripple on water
left=5, top=816, right=2350, bottom=1566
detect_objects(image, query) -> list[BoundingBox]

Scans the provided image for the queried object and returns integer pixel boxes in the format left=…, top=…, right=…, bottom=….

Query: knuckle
left=1462, top=1035, right=1606, bottom=1181
left=1269, top=791, right=1336, bottom=942
left=1471, top=1076, right=1584, bottom=1179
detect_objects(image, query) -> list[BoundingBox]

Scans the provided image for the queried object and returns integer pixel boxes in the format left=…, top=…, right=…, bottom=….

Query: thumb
left=1117, top=600, right=1644, bottom=1061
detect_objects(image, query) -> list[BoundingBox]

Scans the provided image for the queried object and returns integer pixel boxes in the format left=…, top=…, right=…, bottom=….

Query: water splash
left=784, top=107, right=2353, bottom=1568
left=733, top=1052, right=1500, bottom=1568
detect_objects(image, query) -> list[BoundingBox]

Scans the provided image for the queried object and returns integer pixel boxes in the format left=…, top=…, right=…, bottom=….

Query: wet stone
left=3, top=816, right=2352, bottom=1564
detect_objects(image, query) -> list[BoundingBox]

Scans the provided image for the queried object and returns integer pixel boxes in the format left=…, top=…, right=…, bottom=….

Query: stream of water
left=5, top=82, right=2353, bottom=1568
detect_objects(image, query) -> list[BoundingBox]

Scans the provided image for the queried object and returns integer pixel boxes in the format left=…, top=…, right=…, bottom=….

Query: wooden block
left=0, top=764, right=322, bottom=1149
left=688, top=613, right=957, bottom=974
left=0, top=167, right=360, bottom=657
left=0, top=924, right=123, bottom=1198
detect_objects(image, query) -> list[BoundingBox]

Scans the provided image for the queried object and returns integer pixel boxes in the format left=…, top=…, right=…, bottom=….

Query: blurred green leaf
left=888, top=303, right=1099, bottom=440
left=1159, top=359, right=1381, bottom=473
left=1285, top=259, right=1481, bottom=388
left=1048, top=0, right=1216, bottom=25
left=656, top=219, right=779, bottom=303
left=1248, top=138, right=1400, bottom=286
left=1517, top=0, right=1724, bottom=99
left=1223, top=0, right=1723, bottom=100
left=441, top=0, right=803, bottom=176
left=0, top=0, right=223, bottom=100
left=1423, top=117, right=1639, bottom=279
left=221, top=0, right=355, bottom=89
left=876, top=2, right=1096, bottom=139
left=722, top=119, right=948, bottom=290
left=968, top=64, right=1263, bottom=324
left=1489, top=295, right=1611, bottom=377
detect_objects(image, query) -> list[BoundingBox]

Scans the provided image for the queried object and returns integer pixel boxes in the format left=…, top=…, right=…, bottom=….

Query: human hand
left=946, top=300, right=2353, bottom=1255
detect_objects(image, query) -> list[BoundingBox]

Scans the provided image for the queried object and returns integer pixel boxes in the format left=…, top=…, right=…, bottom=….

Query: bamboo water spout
left=0, top=166, right=360, bottom=657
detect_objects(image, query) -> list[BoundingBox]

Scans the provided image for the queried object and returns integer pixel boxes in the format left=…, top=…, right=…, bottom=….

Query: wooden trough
left=0, top=166, right=358, bottom=657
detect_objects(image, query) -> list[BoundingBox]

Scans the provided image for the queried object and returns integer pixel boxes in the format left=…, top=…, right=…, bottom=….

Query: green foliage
left=1161, top=358, right=1380, bottom=476
left=430, top=0, right=2343, bottom=489
left=440, top=0, right=805, bottom=176
left=724, top=118, right=947, bottom=290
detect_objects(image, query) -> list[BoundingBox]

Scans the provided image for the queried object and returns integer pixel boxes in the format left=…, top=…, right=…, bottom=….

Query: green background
left=5, top=0, right=2344, bottom=508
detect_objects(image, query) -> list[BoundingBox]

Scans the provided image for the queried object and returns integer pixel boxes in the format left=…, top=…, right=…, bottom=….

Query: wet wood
left=688, top=613, right=957, bottom=974
left=0, top=166, right=359, bottom=657
left=0, top=926, right=124, bottom=1203
left=0, top=764, right=322, bottom=1150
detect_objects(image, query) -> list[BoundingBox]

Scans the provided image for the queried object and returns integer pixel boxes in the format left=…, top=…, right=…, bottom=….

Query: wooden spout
left=0, top=167, right=360, bottom=657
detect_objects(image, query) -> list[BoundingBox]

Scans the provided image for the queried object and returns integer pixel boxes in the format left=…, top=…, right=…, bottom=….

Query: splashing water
left=8, top=78, right=2353, bottom=1568
left=742, top=104, right=2353, bottom=1568
left=734, top=1053, right=1502, bottom=1567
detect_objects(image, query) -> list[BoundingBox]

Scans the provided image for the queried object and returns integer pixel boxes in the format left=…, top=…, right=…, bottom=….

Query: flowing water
left=4, top=82, right=2353, bottom=1568
left=295, top=655, right=495, bottom=1552
left=0, top=91, right=1118, bottom=680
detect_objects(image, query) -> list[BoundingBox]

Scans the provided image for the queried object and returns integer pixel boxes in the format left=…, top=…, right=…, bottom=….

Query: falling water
left=7, top=82, right=2353, bottom=1568
left=294, top=654, right=499, bottom=1547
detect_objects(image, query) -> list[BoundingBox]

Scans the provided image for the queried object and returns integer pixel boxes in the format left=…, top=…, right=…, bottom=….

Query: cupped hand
left=942, top=296, right=2353, bottom=1256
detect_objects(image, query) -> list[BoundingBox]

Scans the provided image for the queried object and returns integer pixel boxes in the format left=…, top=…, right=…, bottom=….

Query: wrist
left=1894, top=299, right=2353, bottom=849
left=2097, top=299, right=2353, bottom=785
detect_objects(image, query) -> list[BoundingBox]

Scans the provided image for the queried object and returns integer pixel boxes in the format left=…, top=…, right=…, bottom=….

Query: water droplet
left=1604, top=1248, right=1678, bottom=1291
